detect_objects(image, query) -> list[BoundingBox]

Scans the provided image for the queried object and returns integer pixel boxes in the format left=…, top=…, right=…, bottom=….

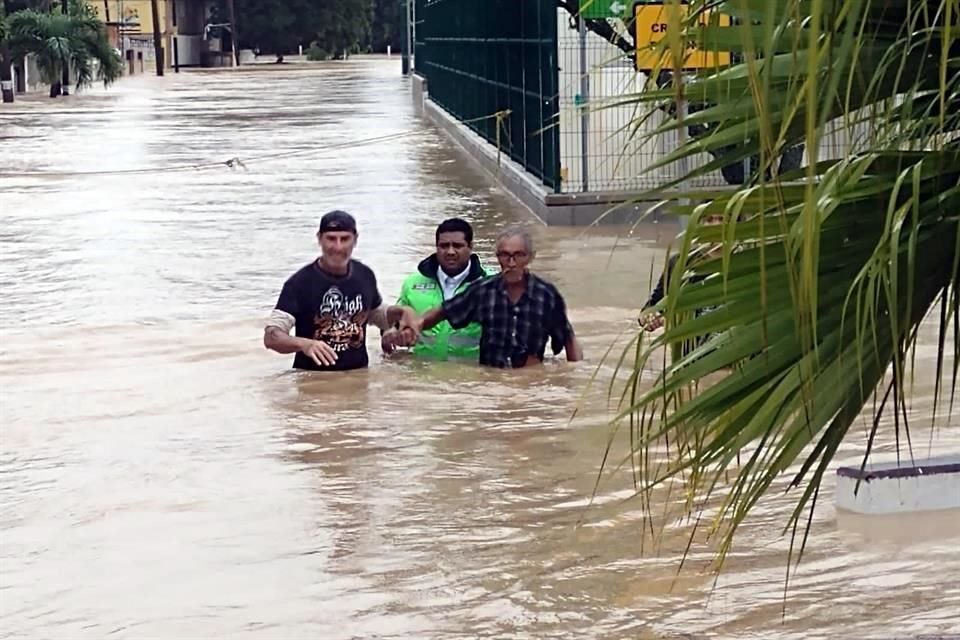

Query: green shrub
left=305, top=43, right=327, bottom=61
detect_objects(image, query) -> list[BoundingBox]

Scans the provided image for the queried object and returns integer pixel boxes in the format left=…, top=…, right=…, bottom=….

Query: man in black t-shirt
left=263, top=210, right=416, bottom=371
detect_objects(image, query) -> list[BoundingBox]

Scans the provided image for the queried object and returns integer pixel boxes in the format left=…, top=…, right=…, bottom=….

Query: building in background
left=91, top=0, right=234, bottom=72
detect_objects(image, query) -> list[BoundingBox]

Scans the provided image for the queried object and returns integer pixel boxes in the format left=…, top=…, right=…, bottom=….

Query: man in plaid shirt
left=402, top=225, right=583, bottom=369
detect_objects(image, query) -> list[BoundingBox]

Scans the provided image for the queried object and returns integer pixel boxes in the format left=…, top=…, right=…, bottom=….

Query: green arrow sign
left=580, top=0, right=630, bottom=19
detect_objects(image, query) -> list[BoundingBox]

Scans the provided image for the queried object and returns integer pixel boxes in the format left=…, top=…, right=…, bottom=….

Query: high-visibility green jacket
left=396, top=254, right=494, bottom=360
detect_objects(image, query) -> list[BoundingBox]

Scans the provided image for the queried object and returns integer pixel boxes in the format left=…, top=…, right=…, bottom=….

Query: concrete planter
left=835, top=454, right=960, bottom=514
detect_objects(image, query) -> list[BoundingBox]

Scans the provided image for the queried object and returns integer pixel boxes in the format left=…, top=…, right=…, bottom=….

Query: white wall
left=835, top=454, right=960, bottom=515
left=12, top=55, right=46, bottom=94
left=24, top=55, right=44, bottom=93
left=173, top=35, right=206, bottom=67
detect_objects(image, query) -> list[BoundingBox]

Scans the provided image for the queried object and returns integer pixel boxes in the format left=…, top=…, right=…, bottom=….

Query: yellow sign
left=633, top=2, right=731, bottom=71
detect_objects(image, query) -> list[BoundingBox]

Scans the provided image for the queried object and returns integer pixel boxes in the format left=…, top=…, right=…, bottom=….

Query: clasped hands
left=637, top=311, right=665, bottom=332
left=381, top=307, right=423, bottom=354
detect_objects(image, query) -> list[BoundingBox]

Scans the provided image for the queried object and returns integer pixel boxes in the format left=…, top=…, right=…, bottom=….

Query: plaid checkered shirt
left=441, top=273, right=574, bottom=368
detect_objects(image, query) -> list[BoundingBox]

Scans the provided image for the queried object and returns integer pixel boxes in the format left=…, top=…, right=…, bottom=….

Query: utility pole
left=225, top=0, right=239, bottom=66
left=401, top=0, right=410, bottom=75
left=170, top=0, right=178, bottom=72
left=60, top=0, right=70, bottom=94
left=118, top=0, right=125, bottom=60
left=150, top=0, right=163, bottom=76
left=1, top=0, right=15, bottom=103
left=578, top=11, right=589, bottom=192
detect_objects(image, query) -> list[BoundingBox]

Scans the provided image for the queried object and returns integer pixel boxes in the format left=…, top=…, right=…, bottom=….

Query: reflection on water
left=1, top=59, right=958, bottom=638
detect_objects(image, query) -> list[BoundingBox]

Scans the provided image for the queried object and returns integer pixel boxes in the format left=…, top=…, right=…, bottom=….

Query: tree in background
left=5, top=0, right=53, bottom=10
left=312, top=0, right=371, bottom=59
left=1, top=0, right=53, bottom=102
left=369, top=0, right=402, bottom=54
left=232, top=0, right=311, bottom=59
left=5, top=0, right=120, bottom=97
left=1, top=2, right=12, bottom=103
left=234, top=0, right=373, bottom=61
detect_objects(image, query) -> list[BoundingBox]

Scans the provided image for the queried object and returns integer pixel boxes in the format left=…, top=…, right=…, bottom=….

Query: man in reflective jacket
left=382, top=218, right=494, bottom=360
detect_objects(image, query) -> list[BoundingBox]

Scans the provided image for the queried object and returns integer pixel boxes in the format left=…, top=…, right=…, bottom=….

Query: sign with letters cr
left=632, top=1, right=731, bottom=71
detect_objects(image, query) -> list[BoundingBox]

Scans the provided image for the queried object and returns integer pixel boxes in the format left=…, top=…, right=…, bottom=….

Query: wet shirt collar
left=437, top=263, right=471, bottom=300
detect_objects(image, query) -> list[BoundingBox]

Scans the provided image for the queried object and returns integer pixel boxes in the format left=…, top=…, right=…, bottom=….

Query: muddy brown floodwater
left=1, top=58, right=958, bottom=639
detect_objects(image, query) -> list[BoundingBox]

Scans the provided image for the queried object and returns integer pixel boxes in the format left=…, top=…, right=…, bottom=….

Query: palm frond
left=608, top=0, right=960, bottom=579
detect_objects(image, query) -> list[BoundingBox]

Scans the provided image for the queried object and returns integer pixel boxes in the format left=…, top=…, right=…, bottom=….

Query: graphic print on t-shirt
left=313, top=286, right=368, bottom=352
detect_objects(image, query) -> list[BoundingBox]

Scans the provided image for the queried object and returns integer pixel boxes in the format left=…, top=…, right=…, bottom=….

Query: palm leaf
left=606, top=0, right=960, bottom=581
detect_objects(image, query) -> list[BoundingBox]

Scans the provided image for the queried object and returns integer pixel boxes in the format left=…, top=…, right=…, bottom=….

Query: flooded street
left=1, top=59, right=959, bottom=638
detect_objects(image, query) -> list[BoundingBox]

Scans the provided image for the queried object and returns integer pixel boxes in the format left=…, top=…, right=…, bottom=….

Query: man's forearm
left=385, top=305, right=411, bottom=327
left=565, top=334, right=583, bottom=362
left=368, top=305, right=413, bottom=332
left=644, top=274, right=666, bottom=310
left=264, top=326, right=308, bottom=354
left=421, top=307, right=446, bottom=331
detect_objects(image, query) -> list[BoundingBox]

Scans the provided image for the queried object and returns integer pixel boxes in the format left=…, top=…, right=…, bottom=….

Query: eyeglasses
left=496, top=251, right=529, bottom=264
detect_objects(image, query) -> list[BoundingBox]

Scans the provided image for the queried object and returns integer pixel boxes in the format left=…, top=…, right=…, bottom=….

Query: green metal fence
left=413, top=0, right=427, bottom=75
left=413, top=0, right=562, bottom=192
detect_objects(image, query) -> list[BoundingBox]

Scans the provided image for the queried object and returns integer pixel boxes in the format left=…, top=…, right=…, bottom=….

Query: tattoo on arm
left=385, top=305, right=409, bottom=326
left=368, top=306, right=389, bottom=331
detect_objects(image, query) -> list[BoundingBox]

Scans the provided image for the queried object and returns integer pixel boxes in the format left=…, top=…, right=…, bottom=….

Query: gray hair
left=496, top=224, right=535, bottom=255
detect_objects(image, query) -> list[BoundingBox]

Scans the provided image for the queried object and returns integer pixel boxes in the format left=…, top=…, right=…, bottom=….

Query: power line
left=0, top=111, right=511, bottom=180
left=0, top=129, right=419, bottom=179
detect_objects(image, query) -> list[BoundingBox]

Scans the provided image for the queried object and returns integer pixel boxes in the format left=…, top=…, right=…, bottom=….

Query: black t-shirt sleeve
left=442, top=282, right=480, bottom=329
left=549, top=292, right=574, bottom=355
left=275, top=277, right=301, bottom=318
left=643, top=254, right=678, bottom=310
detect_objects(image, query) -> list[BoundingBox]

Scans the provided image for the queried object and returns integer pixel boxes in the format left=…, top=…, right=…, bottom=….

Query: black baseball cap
left=318, top=210, right=357, bottom=234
